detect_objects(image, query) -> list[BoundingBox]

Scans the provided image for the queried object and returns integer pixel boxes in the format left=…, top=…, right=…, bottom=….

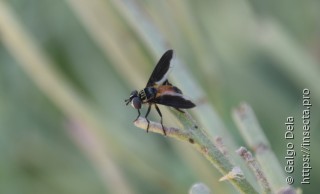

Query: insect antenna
left=125, top=98, right=131, bottom=105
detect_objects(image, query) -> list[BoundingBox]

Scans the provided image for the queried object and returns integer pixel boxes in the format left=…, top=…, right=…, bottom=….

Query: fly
left=125, top=50, right=195, bottom=135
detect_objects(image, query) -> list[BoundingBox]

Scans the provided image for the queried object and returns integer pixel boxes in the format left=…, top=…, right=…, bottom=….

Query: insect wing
left=146, top=50, right=174, bottom=87
left=153, top=93, right=195, bottom=109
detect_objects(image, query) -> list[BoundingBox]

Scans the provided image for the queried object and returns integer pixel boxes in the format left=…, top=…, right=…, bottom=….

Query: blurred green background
left=0, top=0, right=319, bottom=193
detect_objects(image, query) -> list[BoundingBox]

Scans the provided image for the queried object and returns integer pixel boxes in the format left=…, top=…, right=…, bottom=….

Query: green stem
left=236, top=147, right=272, bottom=194
left=232, top=103, right=289, bottom=192
left=135, top=110, right=259, bottom=194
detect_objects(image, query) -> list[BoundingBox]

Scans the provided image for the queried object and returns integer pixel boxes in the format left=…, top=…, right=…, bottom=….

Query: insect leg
left=145, top=104, right=152, bottom=132
left=134, top=109, right=141, bottom=121
left=175, top=108, right=185, bottom=113
left=155, top=104, right=166, bottom=135
left=163, top=80, right=172, bottom=85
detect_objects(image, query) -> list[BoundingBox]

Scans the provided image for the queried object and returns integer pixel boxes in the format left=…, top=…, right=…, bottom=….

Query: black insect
left=125, top=50, right=195, bottom=135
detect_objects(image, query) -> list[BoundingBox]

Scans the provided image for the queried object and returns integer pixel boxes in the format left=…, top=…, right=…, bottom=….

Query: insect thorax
left=139, top=87, right=157, bottom=102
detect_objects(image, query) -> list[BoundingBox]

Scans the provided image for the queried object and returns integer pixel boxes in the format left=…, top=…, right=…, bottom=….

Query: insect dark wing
left=146, top=50, right=174, bottom=87
left=153, top=94, right=195, bottom=109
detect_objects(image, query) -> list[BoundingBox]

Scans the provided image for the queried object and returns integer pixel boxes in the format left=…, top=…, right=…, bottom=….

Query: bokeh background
left=0, top=0, right=319, bottom=193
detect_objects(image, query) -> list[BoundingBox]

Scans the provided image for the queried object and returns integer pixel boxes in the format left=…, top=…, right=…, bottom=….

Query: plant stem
left=236, top=147, right=272, bottom=194
left=134, top=110, right=259, bottom=194
left=232, top=103, right=288, bottom=191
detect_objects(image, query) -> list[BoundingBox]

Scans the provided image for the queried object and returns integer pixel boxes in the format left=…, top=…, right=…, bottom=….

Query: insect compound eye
left=131, top=97, right=141, bottom=109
